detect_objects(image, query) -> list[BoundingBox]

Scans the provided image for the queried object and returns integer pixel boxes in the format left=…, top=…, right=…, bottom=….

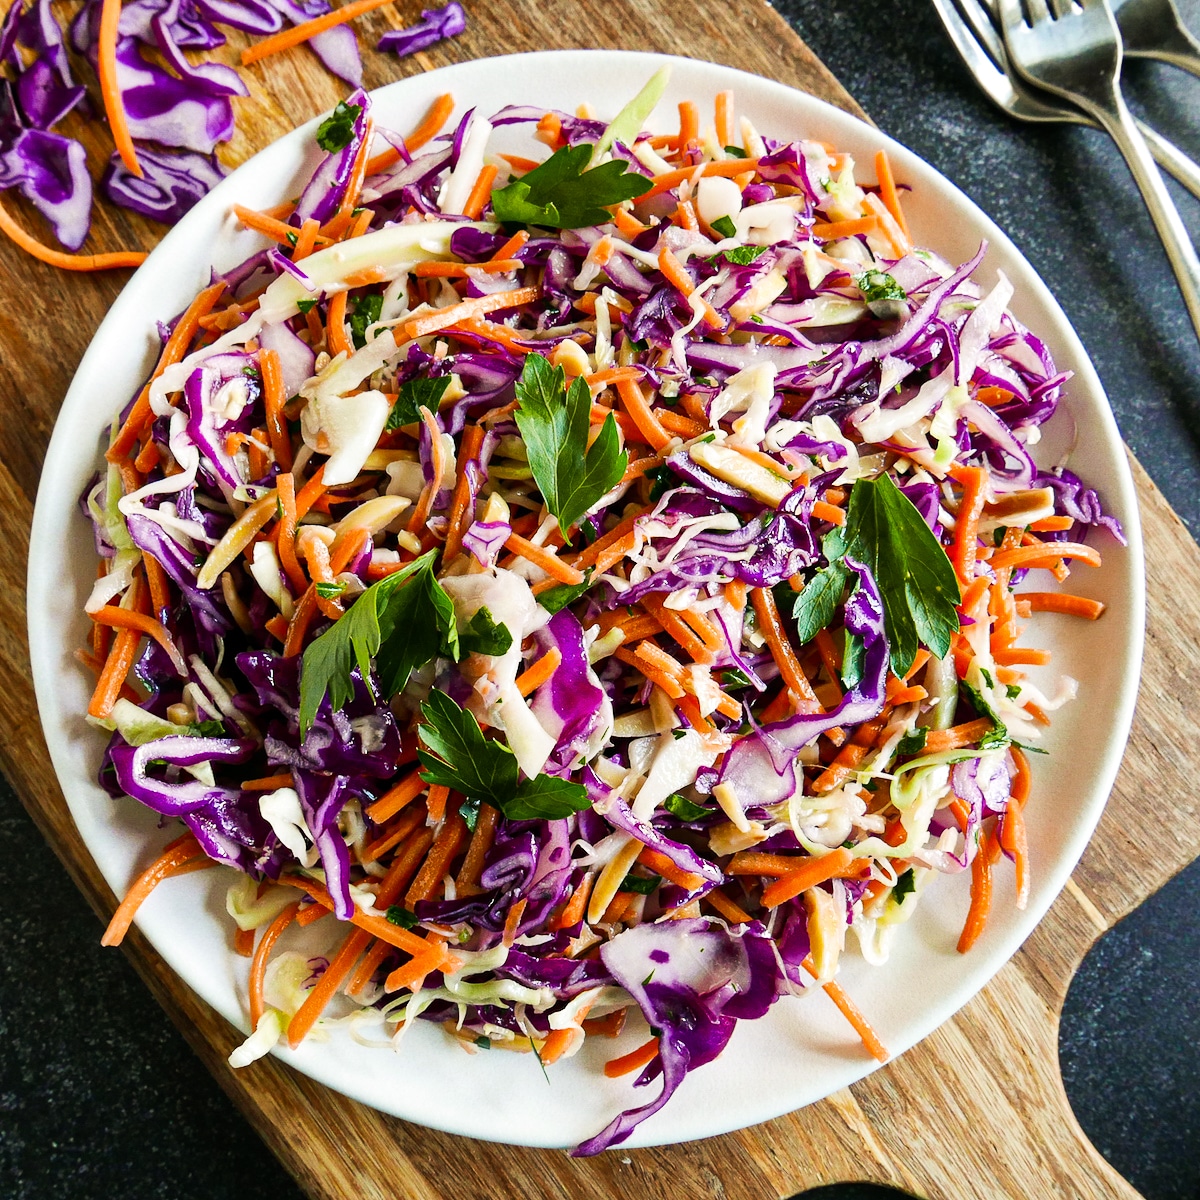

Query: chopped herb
left=514, top=353, right=627, bottom=536
left=385, top=374, right=453, bottom=430
left=663, top=793, right=710, bottom=822
left=417, top=692, right=591, bottom=820
left=646, top=463, right=677, bottom=500
left=896, top=728, right=928, bottom=756
left=188, top=719, right=226, bottom=737
left=959, top=681, right=1009, bottom=749
left=721, top=245, right=766, bottom=266
left=841, top=629, right=865, bottom=688
left=980, top=667, right=994, bottom=689
left=719, top=669, right=753, bottom=692
left=459, top=606, right=514, bottom=657
left=710, top=215, right=737, bottom=238
left=285, top=231, right=298, bottom=247
left=459, top=795, right=481, bottom=833
left=1006, top=683, right=1023, bottom=700
left=474, top=1036, right=492, bottom=1049
left=671, top=728, right=686, bottom=740
left=491, top=143, right=652, bottom=230
left=994, top=526, right=1008, bottom=547
left=855, top=270, right=906, bottom=303
left=316, top=100, right=362, bottom=152
left=893, top=868, right=916, bottom=904
left=537, top=570, right=593, bottom=615
left=315, top=580, right=347, bottom=600
left=296, top=298, right=318, bottom=315
left=348, top=291, right=384, bottom=349
left=620, top=873, right=660, bottom=895
left=386, top=905, right=419, bottom=929
left=723, top=145, right=747, bottom=158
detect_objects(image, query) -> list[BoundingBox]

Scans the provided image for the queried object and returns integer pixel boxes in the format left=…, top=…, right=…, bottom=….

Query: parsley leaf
left=315, top=580, right=347, bottom=600
left=895, top=728, right=928, bottom=757
left=721, top=245, right=766, bottom=266
left=791, top=560, right=850, bottom=644
left=855, top=270, right=906, bottom=303
left=664, top=793, right=711, bottom=822
left=316, top=100, right=362, bottom=152
left=385, top=375, right=452, bottom=430
left=893, top=868, right=916, bottom=904
left=841, top=630, right=865, bottom=688
left=417, top=693, right=592, bottom=820
left=719, top=669, right=753, bottom=692
left=348, top=292, right=384, bottom=349
left=836, top=475, right=960, bottom=676
left=296, top=298, right=317, bottom=315
left=536, top=570, right=592, bottom=615
left=723, top=145, right=747, bottom=159
left=514, top=353, right=627, bottom=536
left=491, top=143, right=652, bottom=231
left=188, top=719, right=226, bottom=737
left=298, top=551, right=455, bottom=737
left=710, top=215, right=737, bottom=238
left=459, top=606, right=514, bottom=657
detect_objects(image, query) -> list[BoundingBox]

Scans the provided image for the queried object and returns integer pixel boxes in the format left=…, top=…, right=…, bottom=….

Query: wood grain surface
left=1, top=1, right=1195, bottom=1197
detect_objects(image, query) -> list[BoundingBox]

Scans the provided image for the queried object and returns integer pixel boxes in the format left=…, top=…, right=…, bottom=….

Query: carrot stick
left=412, top=259, right=522, bottom=278
left=401, top=286, right=541, bottom=341
left=810, top=216, right=882, bottom=242
left=274, top=472, right=309, bottom=595
left=802, top=958, right=889, bottom=1063
left=728, top=851, right=811, bottom=878
left=383, top=945, right=448, bottom=994
left=637, top=846, right=701, bottom=890
left=704, top=888, right=753, bottom=925
left=282, top=585, right=318, bottom=657
left=0, top=198, right=148, bottom=271
left=366, top=94, right=455, bottom=174
left=1017, top=592, right=1106, bottom=620
left=461, top=164, right=499, bottom=220
left=614, top=645, right=684, bottom=700
left=143, top=553, right=171, bottom=618
left=365, top=765, right=427, bottom=824
left=291, top=217, right=321, bottom=261
left=503, top=532, right=584, bottom=585
left=750, top=587, right=821, bottom=712
left=405, top=809, right=468, bottom=906
left=638, top=594, right=714, bottom=665
left=873, top=149, right=911, bottom=244
left=958, top=830, right=995, bottom=952
left=442, top=425, right=485, bottom=563
left=360, top=804, right=428, bottom=864
left=490, top=229, right=529, bottom=261
left=259, top=349, right=294, bottom=471
left=280, top=875, right=433, bottom=956
left=657, top=246, right=723, bottom=331
left=455, top=803, right=500, bottom=893
left=642, top=158, right=763, bottom=199
left=988, top=542, right=1101, bottom=571
left=811, top=716, right=886, bottom=794
left=515, top=647, right=562, bottom=696
left=242, top=0, right=395, bottom=63
left=286, top=927, right=371, bottom=1047
left=922, top=717, right=995, bottom=754
left=760, top=847, right=857, bottom=908
left=91, top=605, right=187, bottom=675
left=248, top=900, right=301, bottom=1027
left=1000, top=797, right=1030, bottom=909
left=714, top=90, right=734, bottom=148
left=101, top=835, right=204, bottom=946
left=677, top=100, right=699, bottom=148
left=98, top=0, right=141, bottom=177
left=568, top=508, right=648, bottom=570
left=604, top=1036, right=659, bottom=1078
left=539, top=1027, right=575, bottom=1065
left=326, top=290, right=352, bottom=357
left=950, top=465, right=988, bottom=586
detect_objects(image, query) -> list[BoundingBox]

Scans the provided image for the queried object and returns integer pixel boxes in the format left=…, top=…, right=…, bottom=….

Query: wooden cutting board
left=0, top=1, right=1193, bottom=1197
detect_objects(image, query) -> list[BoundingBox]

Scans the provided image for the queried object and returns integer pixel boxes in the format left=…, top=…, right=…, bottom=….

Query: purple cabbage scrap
left=294, top=769, right=354, bottom=918
left=264, top=0, right=361, bottom=85
left=377, top=1, right=466, bottom=58
left=103, top=143, right=226, bottom=223
left=530, top=609, right=610, bottom=773
left=0, top=126, right=91, bottom=249
left=573, top=919, right=780, bottom=1155
left=293, top=87, right=370, bottom=226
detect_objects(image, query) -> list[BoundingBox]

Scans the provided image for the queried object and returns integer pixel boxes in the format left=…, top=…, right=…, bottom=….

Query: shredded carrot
left=402, top=286, right=541, bottom=341
left=637, top=846, right=701, bottom=891
left=287, top=927, right=371, bottom=1047
left=950, top=465, right=988, bottom=586
left=604, top=1036, right=659, bottom=1078
left=101, top=835, right=204, bottom=946
left=989, top=541, right=1101, bottom=572
left=503, top=532, right=583, bottom=585
left=405, top=808, right=468, bottom=906
left=234, top=926, right=256, bottom=957
left=366, top=766, right=426, bottom=824
left=705, top=889, right=753, bottom=925
left=455, top=803, right=500, bottom=893
left=88, top=581, right=144, bottom=719
left=442, top=425, right=485, bottom=563
left=232, top=204, right=315, bottom=247
left=366, top=94, right=455, bottom=174
left=873, top=149, right=911, bottom=244
left=143, top=553, right=170, bottom=618
left=241, top=773, right=294, bottom=792
left=92, top=605, right=188, bottom=675
left=502, top=897, right=528, bottom=948
left=242, top=0, right=396, bottom=63
left=714, top=91, right=734, bottom=148
left=360, top=805, right=428, bottom=865
left=750, top=587, right=821, bottom=712
left=326, top=290, right=352, bottom=357
left=98, top=0, right=141, bottom=178
left=384, top=945, right=448, bottom=994
left=281, top=875, right=432, bottom=955
left=958, top=830, right=995, bottom=952
left=539, top=1027, right=575, bottom=1066
left=1017, top=592, right=1105, bottom=620
left=657, top=246, right=723, bottom=331
left=676, top=100, right=699, bottom=149
left=282, top=586, right=318, bottom=657
left=291, top=217, right=321, bottom=261
left=248, top=900, right=301, bottom=1026
left=760, top=847, right=858, bottom=907
left=461, top=163, right=499, bottom=220
left=811, top=499, right=846, bottom=526
left=922, top=717, right=995, bottom=754
left=639, top=594, right=715, bottom=665
left=728, top=851, right=811, bottom=878
left=412, top=258, right=522, bottom=278
left=511, top=648, right=560, bottom=698
left=802, top=958, right=889, bottom=1063
left=642, top=158, right=763, bottom=199
left=614, top=644, right=683, bottom=699
left=259, top=350, right=293, bottom=471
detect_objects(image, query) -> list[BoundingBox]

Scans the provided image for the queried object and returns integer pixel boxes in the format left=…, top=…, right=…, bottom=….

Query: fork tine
left=1049, top=0, right=1076, bottom=18
left=1025, top=0, right=1053, bottom=23
left=956, top=0, right=1009, bottom=66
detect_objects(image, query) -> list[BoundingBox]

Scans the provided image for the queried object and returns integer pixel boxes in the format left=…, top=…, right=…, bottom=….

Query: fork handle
left=1082, top=84, right=1200, bottom=342
left=1122, top=11, right=1200, bottom=76
left=1138, top=120, right=1200, bottom=200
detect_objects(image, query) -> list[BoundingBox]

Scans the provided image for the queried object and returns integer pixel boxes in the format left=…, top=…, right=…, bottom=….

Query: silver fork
left=1112, top=0, right=1200, bottom=73
left=933, top=0, right=1200, bottom=196
left=999, top=0, right=1200, bottom=342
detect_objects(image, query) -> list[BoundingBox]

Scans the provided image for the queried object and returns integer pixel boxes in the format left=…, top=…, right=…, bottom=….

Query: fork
left=933, top=0, right=1200, bottom=197
left=998, top=0, right=1200, bottom=341
left=1111, top=0, right=1200, bottom=74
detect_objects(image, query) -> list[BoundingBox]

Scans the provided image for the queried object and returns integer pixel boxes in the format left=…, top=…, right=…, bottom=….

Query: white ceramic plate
left=28, top=50, right=1144, bottom=1150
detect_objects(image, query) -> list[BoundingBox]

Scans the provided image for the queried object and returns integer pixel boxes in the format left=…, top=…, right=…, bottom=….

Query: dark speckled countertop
left=2, top=3, right=1199, bottom=1197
